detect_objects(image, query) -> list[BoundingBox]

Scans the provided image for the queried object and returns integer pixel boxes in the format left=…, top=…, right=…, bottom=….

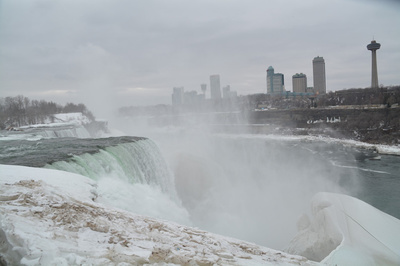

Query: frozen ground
left=0, top=113, right=93, bottom=141
left=217, top=133, right=400, bottom=156
left=0, top=165, right=315, bottom=265
left=2, top=164, right=400, bottom=265
left=19, top=112, right=92, bottom=128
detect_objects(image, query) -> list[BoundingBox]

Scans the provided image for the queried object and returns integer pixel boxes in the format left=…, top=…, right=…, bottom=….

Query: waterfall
left=36, top=126, right=91, bottom=138
left=45, top=138, right=177, bottom=198
left=45, top=138, right=190, bottom=224
left=0, top=135, right=189, bottom=224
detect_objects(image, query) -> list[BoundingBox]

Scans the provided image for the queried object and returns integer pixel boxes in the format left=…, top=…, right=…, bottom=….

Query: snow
left=0, top=164, right=315, bottom=265
left=0, top=112, right=94, bottom=141
left=2, top=164, right=399, bottom=265
left=217, top=133, right=400, bottom=156
left=18, top=113, right=91, bottom=129
left=286, top=192, right=400, bottom=265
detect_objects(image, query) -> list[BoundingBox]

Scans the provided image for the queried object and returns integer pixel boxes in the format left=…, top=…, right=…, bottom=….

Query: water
left=0, top=136, right=145, bottom=167
left=353, top=155, right=400, bottom=218
left=0, top=130, right=399, bottom=250
left=161, top=133, right=400, bottom=248
left=0, top=136, right=190, bottom=225
left=0, top=125, right=92, bottom=140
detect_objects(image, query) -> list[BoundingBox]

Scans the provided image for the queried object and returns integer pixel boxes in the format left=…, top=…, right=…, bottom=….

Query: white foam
left=330, top=161, right=391, bottom=174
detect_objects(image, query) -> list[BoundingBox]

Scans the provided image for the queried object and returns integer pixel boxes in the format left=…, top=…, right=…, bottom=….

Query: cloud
left=0, top=0, right=399, bottom=115
left=36, top=90, right=77, bottom=96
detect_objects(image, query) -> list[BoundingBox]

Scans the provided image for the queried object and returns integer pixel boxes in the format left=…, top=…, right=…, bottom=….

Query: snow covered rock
left=286, top=192, right=400, bottom=265
left=0, top=165, right=315, bottom=265
left=52, top=112, right=92, bottom=125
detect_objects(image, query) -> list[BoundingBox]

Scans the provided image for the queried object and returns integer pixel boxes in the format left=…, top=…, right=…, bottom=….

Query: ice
left=217, top=133, right=400, bottom=156
left=16, top=113, right=91, bottom=129
left=0, top=164, right=316, bottom=265
left=0, top=112, right=94, bottom=141
left=286, top=192, right=400, bottom=265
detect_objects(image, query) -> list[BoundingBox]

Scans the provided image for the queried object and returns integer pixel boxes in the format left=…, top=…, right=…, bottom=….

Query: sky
left=0, top=0, right=399, bottom=117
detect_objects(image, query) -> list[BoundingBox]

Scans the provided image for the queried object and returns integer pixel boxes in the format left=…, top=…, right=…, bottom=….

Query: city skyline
left=0, top=0, right=399, bottom=118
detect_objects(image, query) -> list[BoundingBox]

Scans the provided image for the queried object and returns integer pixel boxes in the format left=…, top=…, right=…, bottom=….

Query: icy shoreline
left=0, top=165, right=315, bottom=265
left=216, top=132, right=400, bottom=156
left=2, top=118, right=399, bottom=156
left=1, top=164, right=400, bottom=265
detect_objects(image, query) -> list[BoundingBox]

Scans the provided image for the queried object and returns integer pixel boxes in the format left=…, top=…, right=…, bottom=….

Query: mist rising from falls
left=172, top=135, right=358, bottom=249
left=111, top=119, right=360, bottom=250
left=45, top=138, right=191, bottom=225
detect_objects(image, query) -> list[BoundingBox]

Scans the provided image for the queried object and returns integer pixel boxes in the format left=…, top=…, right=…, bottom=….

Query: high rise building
left=367, top=40, right=381, bottom=89
left=200, top=84, right=207, bottom=95
left=292, top=73, right=307, bottom=93
left=312, top=56, right=326, bottom=95
left=266, top=66, right=284, bottom=94
left=222, top=85, right=230, bottom=98
left=171, top=87, right=184, bottom=105
left=210, top=75, right=221, bottom=99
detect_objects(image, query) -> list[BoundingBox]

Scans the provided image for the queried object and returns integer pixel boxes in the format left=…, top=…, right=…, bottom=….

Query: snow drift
left=286, top=192, right=400, bottom=265
left=0, top=164, right=315, bottom=265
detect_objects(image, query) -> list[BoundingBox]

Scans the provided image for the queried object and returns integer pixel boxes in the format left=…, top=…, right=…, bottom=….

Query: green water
left=1, top=135, right=399, bottom=220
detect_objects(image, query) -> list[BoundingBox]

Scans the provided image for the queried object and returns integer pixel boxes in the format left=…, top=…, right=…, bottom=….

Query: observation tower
left=367, top=40, right=381, bottom=89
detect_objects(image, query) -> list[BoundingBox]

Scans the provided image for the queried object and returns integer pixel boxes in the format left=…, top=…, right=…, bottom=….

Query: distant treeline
left=0, top=95, right=95, bottom=129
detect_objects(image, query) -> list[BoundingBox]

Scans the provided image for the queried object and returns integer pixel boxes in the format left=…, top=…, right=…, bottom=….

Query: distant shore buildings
left=223, top=85, right=237, bottom=98
left=171, top=74, right=237, bottom=106
left=170, top=39, right=386, bottom=105
left=266, top=56, right=326, bottom=97
left=171, top=86, right=205, bottom=106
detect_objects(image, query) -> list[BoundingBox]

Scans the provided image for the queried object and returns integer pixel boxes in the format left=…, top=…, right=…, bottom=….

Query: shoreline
left=210, top=124, right=400, bottom=156
left=2, top=121, right=399, bottom=156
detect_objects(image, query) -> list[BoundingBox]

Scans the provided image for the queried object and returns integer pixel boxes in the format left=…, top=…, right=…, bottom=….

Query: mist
left=110, top=114, right=360, bottom=250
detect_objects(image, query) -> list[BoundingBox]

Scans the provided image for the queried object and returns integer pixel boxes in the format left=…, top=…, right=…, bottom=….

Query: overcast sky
left=0, top=0, right=399, bottom=117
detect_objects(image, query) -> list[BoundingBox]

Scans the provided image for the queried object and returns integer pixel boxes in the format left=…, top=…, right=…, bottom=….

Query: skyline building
left=172, top=87, right=205, bottom=105
left=222, top=85, right=237, bottom=98
left=222, top=85, right=230, bottom=98
left=210, top=75, right=221, bottom=99
left=266, top=66, right=285, bottom=94
left=367, top=40, right=381, bottom=89
left=292, top=73, right=307, bottom=93
left=312, top=56, right=326, bottom=95
left=201, top=84, right=207, bottom=96
left=171, top=87, right=184, bottom=105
